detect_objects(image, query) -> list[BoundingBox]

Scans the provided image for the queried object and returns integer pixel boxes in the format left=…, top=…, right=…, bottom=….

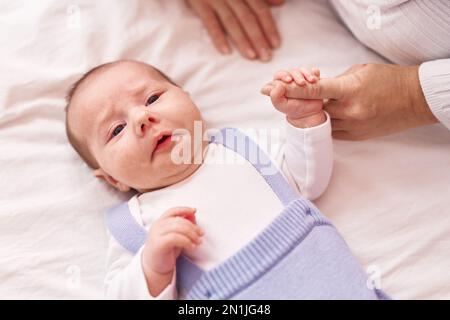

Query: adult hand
left=186, top=0, right=284, bottom=62
left=261, top=64, right=438, bottom=140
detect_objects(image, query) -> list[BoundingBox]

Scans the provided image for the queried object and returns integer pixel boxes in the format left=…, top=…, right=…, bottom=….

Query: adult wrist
left=405, top=65, right=438, bottom=126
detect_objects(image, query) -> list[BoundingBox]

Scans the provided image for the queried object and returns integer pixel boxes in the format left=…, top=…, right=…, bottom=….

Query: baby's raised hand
left=262, top=67, right=326, bottom=128
left=141, top=207, right=204, bottom=296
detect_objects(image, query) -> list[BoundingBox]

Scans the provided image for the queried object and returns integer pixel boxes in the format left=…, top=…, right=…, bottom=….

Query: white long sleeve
left=104, top=236, right=177, bottom=300
left=281, top=113, right=333, bottom=200
left=419, top=59, right=450, bottom=131
left=329, top=0, right=450, bottom=66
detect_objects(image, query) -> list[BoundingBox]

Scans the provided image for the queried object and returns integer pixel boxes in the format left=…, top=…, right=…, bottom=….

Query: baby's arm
left=264, top=67, right=333, bottom=200
left=104, top=207, right=204, bottom=299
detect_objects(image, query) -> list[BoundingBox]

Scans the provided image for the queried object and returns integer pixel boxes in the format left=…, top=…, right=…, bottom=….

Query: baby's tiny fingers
left=299, top=67, right=317, bottom=83
left=290, top=69, right=307, bottom=86
left=274, top=70, right=292, bottom=83
left=161, top=207, right=197, bottom=221
left=163, top=233, right=197, bottom=251
left=311, top=67, right=320, bottom=78
left=261, top=83, right=274, bottom=96
left=163, top=218, right=203, bottom=243
left=270, top=81, right=288, bottom=111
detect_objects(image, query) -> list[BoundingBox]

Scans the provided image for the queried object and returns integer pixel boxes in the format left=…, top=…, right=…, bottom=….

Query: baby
left=65, top=60, right=333, bottom=299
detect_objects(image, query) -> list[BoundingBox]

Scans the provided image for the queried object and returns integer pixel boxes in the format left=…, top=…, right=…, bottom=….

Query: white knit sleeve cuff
left=285, top=112, right=332, bottom=143
left=419, top=59, right=450, bottom=130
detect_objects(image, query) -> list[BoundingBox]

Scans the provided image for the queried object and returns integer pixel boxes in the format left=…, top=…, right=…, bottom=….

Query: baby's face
left=69, top=61, right=203, bottom=192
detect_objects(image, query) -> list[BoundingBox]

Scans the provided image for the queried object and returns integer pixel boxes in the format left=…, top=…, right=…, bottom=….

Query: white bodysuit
left=104, top=116, right=332, bottom=299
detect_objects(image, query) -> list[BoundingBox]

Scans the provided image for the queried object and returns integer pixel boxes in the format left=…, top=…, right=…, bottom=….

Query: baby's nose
left=134, top=109, right=159, bottom=137
left=133, top=110, right=151, bottom=135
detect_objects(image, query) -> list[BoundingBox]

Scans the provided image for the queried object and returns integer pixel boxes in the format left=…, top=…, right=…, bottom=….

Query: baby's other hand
left=141, top=207, right=204, bottom=296
left=262, top=67, right=326, bottom=128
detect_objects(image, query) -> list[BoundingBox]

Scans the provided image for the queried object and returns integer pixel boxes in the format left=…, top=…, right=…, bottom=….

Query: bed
left=1, top=0, right=449, bottom=299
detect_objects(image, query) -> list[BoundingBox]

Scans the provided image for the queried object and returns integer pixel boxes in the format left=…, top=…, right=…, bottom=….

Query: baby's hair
left=65, top=60, right=177, bottom=169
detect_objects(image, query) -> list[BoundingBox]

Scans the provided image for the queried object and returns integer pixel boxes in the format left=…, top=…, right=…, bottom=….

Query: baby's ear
left=93, top=168, right=130, bottom=192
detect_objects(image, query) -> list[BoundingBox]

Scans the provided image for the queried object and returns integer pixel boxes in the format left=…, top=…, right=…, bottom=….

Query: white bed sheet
left=1, top=0, right=449, bottom=299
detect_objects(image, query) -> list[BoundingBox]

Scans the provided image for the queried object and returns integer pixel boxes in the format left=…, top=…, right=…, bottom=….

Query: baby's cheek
left=112, top=150, right=144, bottom=185
left=178, top=102, right=202, bottom=128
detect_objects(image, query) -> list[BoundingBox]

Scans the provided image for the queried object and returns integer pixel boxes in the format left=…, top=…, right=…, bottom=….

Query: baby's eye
left=112, top=124, right=126, bottom=137
left=146, top=94, right=159, bottom=106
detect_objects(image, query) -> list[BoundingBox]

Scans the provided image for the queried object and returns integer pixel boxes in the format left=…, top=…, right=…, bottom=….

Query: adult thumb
left=284, top=76, right=345, bottom=100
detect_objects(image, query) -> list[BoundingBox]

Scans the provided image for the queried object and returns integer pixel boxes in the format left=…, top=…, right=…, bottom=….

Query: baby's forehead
left=75, top=62, right=164, bottom=105
left=91, top=61, right=164, bottom=87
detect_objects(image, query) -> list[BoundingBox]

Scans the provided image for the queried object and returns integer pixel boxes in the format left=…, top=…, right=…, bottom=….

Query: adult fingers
left=247, top=0, right=281, bottom=49
left=332, top=130, right=369, bottom=141
left=331, top=117, right=371, bottom=133
left=191, top=1, right=231, bottom=54
left=227, top=0, right=272, bottom=61
left=332, top=130, right=350, bottom=140
left=213, top=1, right=257, bottom=59
left=330, top=119, right=350, bottom=131
left=273, top=70, right=292, bottom=82
left=323, top=99, right=347, bottom=120
left=284, top=77, right=345, bottom=100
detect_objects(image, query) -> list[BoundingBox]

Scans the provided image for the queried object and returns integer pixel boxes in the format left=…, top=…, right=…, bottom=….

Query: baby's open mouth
left=154, top=134, right=172, bottom=152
